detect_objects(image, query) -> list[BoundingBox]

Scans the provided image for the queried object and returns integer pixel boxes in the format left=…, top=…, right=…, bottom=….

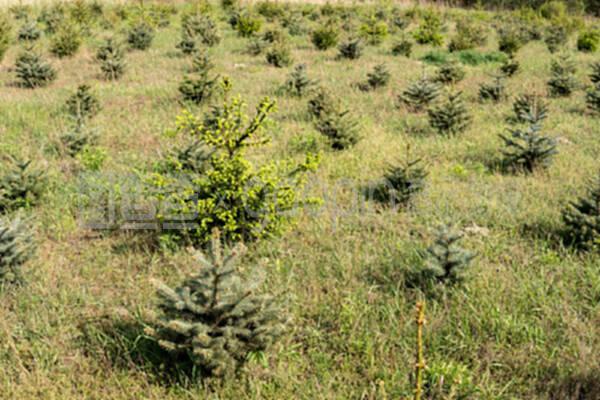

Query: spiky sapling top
left=65, top=84, right=100, bottom=122
left=0, top=215, right=35, bottom=284
left=511, top=94, right=548, bottom=124
left=359, top=63, right=390, bottom=91
left=96, top=38, right=126, bottom=81
left=149, top=230, right=285, bottom=378
left=562, top=173, right=600, bottom=250
left=547, top=55, right=578, bottom=97
left=338, top=38, right=363, bottom=60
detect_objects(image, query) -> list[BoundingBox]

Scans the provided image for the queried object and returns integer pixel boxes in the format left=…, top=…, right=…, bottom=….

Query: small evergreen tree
left=179, top=68, right=218, bottom=104
left=65, top=84, right=100, bottom=121
left=391, top=38, right=412, bottom=57
left=60, top=118, right=98, bottom=156
left=314, top=108, right=360, bottom=150
left=421, top=225, right=475, bottom=285
left=0, top=157, right=45, bottom=213
left=358, top=63, right=390, bottom=91
left=307, top=87, right=337, bottom=120
left=544, top=25, right=568, bottom=53
left=265, top=43, right=293, bottom=68
left=0, top=14, right=11, bottom=62
left=590, top=61, right=600, bottom=85
left=96, top=38, right=126, bottom=81
left=311, top=25, right=339, bottom=50
left=15, top=49, right=57, bottom=88
left=428, top=91, right=471, bottom=136
left=337, top=38, right=363, bottom=60
left=448, top=18, right=487, bottom=52
left=511, top=93, right=549, bottom=124
left=49, top=22, right=82, bottom=58
left=149, top=230, right=285, bottom=378
left=400, top=75, right=440, bottom=112
left=547, top=55, right=578, bottom=97
left=127, top=22, right=154, bottom=51
left=562, top=172, right=600, bottom=250
left=434, top=61, right=465, bottom=85
left=373, top=146, right=427, bottom=208
left=499, top=120, right=557, bottom=173
left=497, top=26, right=523, bottom=57
left=0, top=214, right=35, bottom=284
left=586, top=84, right=600, bottom=115
left=281, top=64, right=317, bottom=97
left=17, top=20, right=41, bottom=42
left=479, top=76, right=506, bottom=102
left=231, top=11, right=262, bottom=38
left=500, top=57, right=520, bottom=77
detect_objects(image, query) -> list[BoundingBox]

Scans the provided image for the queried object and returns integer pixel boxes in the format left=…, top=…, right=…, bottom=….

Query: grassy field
left=1, top=1, right=600, bottom=399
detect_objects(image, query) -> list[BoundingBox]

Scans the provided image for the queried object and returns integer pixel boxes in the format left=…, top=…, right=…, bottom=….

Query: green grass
left=1, top=1, right=600, bottom=399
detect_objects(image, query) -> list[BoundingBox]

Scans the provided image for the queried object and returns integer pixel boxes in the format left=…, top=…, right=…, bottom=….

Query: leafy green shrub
left=17, top=20, right=41, bottom=42
left=15, top=50, right=57, bottom=88
left=359, top=16, right=389, bottom=45
left=50, top=22, right=82, bottom=58
left=547, top=54, right=578, bottom=97
left=65, top=84, right=100, bottom=121
left=428, top=91, right=472, bottom=136
left=266, top=43, right=293, bottom=67
left=424, top=360, right=479, bottom=398
left=281, top=64, right=317, bottom=97
left=358, top=63, right=390, bottom=91
left=337, top=38, right=363, bottom=60
left=577, top=29, right=600, bottom=52
left=127, top=22, right=154, bottom=51
left=544, top=25, right=568, bottom=53
left=232, top=11, right=262, bottom=37
left=311, top=25, right=339, bottom=50
left=0, top=14, right=12, bottom=62
left=434, top=61, right=465, bottom=85
left=413, top=9, right=443, bottom=46
left=499, top=122, right=557, bottom=173
left=0, top=157, right=45, bottom=212
left=373, top=147, right=427, bottom=208
left=391, top=38, right=413, bottom=57
left=479, top=76, right=506, bottom=102
left=562, top=172, right=600, bottom=250
left=151, top=94, right=318, bottom=244
left=96, top=38, right=126, bottom=80
left=448, top=18, right=487, bottom=52
left=0, top=214, right=35, bottom=284
left=400, top=75, right=440, bottom=112
left=511, top=93, right=549, bottom=124
left=148, top=230, right=285, bottom=378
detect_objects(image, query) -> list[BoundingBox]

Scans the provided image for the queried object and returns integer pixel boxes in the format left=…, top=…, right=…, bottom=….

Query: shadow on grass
left=77, top=313, right=203, bottom=387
